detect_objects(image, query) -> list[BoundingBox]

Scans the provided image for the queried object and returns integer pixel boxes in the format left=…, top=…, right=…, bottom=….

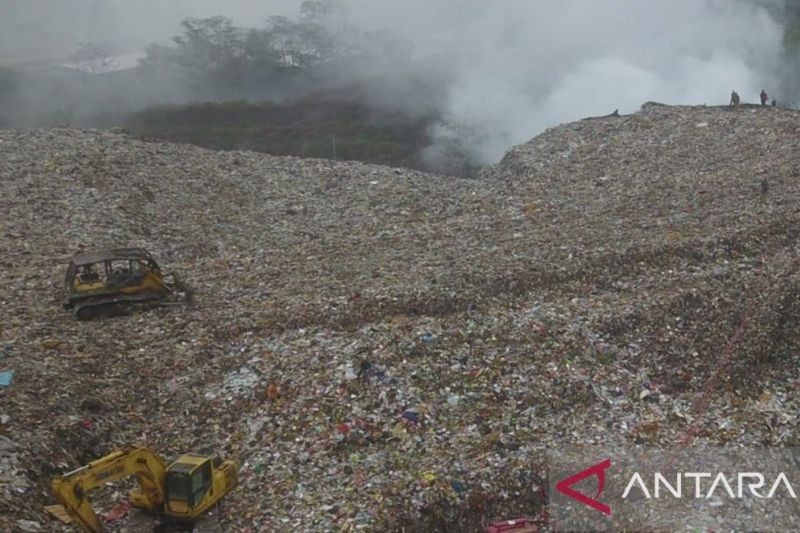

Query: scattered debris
left=100, top=501, right=131, bottom=523
left=2, top=104, right=800, bottom=530
left=15, top=519, right=42, bottom=532
left=43, top=505, right=73, bottom=524
left=485, top=517, right=538, bottom=532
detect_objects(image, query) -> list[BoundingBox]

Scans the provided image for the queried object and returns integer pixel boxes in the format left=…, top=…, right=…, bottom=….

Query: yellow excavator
left=51, top=447, right=237, bottom=532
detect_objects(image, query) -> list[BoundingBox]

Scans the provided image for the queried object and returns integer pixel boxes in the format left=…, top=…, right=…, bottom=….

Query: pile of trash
left=2, top=102, right=800, bottom=531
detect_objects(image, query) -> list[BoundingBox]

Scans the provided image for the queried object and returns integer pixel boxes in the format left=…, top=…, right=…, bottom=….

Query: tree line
left=136, top=0, right=411, bottom=99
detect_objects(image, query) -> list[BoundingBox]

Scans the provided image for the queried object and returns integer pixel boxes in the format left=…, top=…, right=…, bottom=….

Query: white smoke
left=342, top=0, right=785, bottom=163
left=1, top=0, right=788, bottom=165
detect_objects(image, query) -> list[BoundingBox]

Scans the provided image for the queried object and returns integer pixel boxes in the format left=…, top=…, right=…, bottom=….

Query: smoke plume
left=0, top=0, right=788, bottom=166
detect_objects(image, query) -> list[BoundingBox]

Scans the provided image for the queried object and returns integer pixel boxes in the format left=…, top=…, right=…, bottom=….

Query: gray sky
left=0, top=0, right=302, bottom=61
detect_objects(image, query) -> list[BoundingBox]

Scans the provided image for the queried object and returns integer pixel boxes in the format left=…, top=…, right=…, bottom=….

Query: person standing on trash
left=730, top=90, right=740, bottom=108
left=760, top=89, right=768, bottom=106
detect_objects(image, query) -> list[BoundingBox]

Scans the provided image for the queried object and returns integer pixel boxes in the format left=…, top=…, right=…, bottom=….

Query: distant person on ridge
left=730, top=90, right=740, bottom=108
left=760, top=89, right=768, bottom=106
left=772, top=98, right=777, bottom=107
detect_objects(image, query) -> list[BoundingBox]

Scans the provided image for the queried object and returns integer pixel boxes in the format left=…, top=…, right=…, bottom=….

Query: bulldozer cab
left=66, top=249, right=161, bottom=294
left=106, top=259, right=149, bottom=288
left=164, top=454, right=219, bottom=517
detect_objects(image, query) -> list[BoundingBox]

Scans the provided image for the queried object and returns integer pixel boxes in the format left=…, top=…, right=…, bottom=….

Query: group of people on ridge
left=729, top=89, right=775, bottom=108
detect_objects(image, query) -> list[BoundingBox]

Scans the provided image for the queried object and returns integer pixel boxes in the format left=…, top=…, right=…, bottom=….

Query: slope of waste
left=2, top=102, right=800, bottom=532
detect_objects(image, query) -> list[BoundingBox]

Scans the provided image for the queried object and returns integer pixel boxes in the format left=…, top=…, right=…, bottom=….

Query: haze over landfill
left=0, top=0, right=792, bottom=162
left=3, top=1, right=800, bottom=532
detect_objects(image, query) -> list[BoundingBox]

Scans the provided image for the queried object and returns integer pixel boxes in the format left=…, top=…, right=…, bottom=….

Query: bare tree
left=69, top=42, right=118, bottom=74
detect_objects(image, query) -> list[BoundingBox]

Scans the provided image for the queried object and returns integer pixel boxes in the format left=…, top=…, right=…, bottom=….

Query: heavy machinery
left=51, top=447, right=238, bottom=532
left=62, top=248, right=190, bottom=320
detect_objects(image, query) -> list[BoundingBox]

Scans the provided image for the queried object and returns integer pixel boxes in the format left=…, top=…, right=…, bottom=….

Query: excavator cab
left=165, top=455, right=216, bottom=516
left=164, top=453, right=235, bottom=520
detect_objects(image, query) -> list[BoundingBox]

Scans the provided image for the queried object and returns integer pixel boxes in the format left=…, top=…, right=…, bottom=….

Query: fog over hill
left=0, top=0, right=790, bottom=165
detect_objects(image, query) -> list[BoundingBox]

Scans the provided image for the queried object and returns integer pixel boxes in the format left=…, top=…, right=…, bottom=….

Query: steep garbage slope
left=2, top=103, right=800, bottom=531
left=492, top=102, right=800, bottom=391
left=496, top=102, right=800, bottom=252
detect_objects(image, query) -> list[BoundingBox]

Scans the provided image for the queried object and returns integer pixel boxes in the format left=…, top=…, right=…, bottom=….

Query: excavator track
left=163, top=514, right=223, bottom=533
left=121, top=508, right=224, bottom=532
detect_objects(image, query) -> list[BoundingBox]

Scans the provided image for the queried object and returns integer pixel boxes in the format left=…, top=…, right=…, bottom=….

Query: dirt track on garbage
left=3, top=103, right=800, bottom=531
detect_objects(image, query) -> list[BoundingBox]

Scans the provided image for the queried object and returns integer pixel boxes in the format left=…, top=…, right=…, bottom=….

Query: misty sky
left=0, top=0, right=788, bottom=163
left=0, top=0, right=301, bottom=60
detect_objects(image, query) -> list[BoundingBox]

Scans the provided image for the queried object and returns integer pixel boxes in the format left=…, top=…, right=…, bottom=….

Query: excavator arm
left=51, top=447, right=168, bottom=533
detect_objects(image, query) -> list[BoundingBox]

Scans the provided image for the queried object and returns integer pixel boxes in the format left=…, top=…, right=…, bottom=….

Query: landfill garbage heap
left=2, top=102, right=800, bottom=531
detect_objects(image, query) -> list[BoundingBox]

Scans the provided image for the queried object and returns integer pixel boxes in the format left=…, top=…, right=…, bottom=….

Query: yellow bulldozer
left=51, top=446, right=238, bottom=532
left=62, top=248, right=190, bottom=320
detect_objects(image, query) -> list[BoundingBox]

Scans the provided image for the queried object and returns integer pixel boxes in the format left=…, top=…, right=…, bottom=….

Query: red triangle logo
left=555, top=458, right=612, bottom=515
